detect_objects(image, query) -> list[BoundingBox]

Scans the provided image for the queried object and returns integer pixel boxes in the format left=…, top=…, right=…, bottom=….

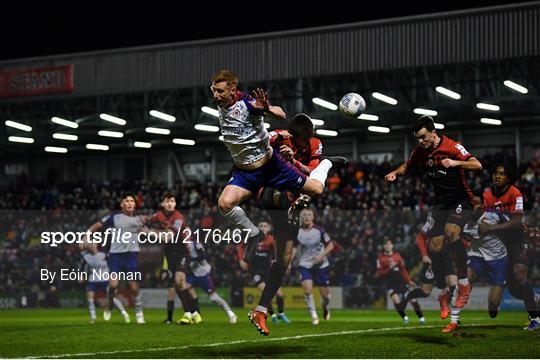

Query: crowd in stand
left=1, top=150, right=539, bottom=307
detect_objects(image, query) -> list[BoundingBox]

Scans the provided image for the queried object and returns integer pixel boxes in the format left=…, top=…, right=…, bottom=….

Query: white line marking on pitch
left=26, top=323, right=493, bottom=359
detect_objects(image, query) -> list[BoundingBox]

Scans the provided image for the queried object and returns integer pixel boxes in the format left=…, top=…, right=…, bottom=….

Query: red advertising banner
left=0, top=64, right=74, bottom=97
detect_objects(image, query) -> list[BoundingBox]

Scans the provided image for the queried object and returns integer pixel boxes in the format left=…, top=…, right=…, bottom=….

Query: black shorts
left=385, top=270, right=408, bottom=296
left=249, top=263, right=270, bottom=286
left=164, top=250, right=189, bottom=287
left=419, top=263, right=448, bottom=289
left=428, top=199, right=473, bottom=238
left=503, top=229, right=530, bottom=267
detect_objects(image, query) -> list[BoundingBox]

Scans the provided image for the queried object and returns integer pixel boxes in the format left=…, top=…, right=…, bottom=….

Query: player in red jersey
left=376, top=239, right=425, bottom=325
left=385, top=115, right=482, bottom=331
left=249, top=113, right=348, bottom=336
left=481, top=164, right=540, bottom=330
left=238, top=220, right=291, bottom=324
left=142, top=193, right=199, bottom=325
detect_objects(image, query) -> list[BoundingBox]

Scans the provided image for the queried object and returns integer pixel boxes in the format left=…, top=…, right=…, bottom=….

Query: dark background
left=0, top=0, right=516, bottom=61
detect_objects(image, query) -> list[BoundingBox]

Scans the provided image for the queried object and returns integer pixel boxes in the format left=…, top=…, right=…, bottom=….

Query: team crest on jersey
left=232, top=109, right=241, bottom=118
left=428, top=159, right=434, bottom=167
left=455, top=204, right=463, bottom=214
left=425, top=268, right=434, bottom=280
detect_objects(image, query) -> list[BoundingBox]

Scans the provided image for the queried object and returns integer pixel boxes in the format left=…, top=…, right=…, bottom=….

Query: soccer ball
left=339, top=93, right=366, bottom=118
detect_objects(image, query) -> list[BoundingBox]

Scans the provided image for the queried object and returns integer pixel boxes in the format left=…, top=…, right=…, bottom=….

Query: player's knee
left=304, top=180, right=323, bottom=196
left=218, top=197, right=235, bottom=214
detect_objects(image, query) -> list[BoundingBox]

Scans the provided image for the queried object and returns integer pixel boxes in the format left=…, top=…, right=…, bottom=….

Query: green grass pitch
left=0, top=308, right=538, bottom=358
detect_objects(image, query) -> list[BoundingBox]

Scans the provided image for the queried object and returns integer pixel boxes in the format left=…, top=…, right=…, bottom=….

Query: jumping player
left=385, top=115, right=482, bottom=319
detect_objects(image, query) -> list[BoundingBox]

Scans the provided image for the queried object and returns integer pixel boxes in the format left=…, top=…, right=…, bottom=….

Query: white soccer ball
left=338, top=93, right=366, bottom=118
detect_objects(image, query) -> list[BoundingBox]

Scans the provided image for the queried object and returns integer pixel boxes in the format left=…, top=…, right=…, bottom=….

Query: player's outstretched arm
left=479, top=212, right=523, bottom=235
left=441, top=157, right=482, bottom=171
left=81, top=221, right=103, bottom=250
left=385, top=162, right=408, bottom=182
left=252, top=88, right=286, bottom=120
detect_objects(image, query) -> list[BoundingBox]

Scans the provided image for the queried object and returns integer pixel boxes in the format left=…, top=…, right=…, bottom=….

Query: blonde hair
left=212, top=69, right=238, bottom=87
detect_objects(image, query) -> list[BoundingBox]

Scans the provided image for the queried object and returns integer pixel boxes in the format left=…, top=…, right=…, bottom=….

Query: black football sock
left=451, top=240, right=468, bottom=281
left=167, top=300, right=174, bottom=321
left=412, top=302, right=424, bottom=318
left=394, top=303, right=406, bottom=319
left=177, top=289, right=195, bottom=313
left=193, top=297, right=200, bottom=313
left=276, top=294, right=285, bottom=313
left=519, top=281, right=540, bottom=319
left=258, top=262, right=287, bottom=309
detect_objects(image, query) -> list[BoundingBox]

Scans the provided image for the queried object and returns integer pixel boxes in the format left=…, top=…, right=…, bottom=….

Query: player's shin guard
left=167, top=300, right=174, bottom=321
left=209, top=292, right=233, bottom=313
left=257, top=262, right=287, bottom=310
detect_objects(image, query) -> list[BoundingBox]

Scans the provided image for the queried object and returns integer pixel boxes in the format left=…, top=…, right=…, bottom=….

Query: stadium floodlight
left=312, top=98, right=338, bottom=111
left=476, top=103, right=500, bottom=111
left=310, top=118, right=325, bottom=126
left=145, top=127, right=171, bottom=135
left=368, top=126, right=390, bottom=133
left=99, top=113, right=127, bottom=125
left=434, top=123, right=445, bottom=130
left=149, top=110, right=176, bottom=122
left=195, top=124, right=220, bottom=132
left=51, top=116, right=79, bottom=128
left=134, top=141, right=152, bottom=149
left=44, top=146, right=68, bottom=153
left=480, top=118, right=502, bottom=126
left=358, top=113, right=379, bottom=121
left=503, top=80, right=528, bottom=94
left=8, top=136, right=34, bottom=143
left=5, top=120, right=32, bottom=132
left=98, top=130, right=124, bottom=138
left=52, top=133, right=78, bottom=141
left=315, top=129, right=338, bottom=137
left=86, top=144, right=109, bottom=151
left=371, top=92, right=398, bottom=105
left=435, top=86, right=461, bottom=100
left=414, top=108, right=438, bottom=116
left=172, top=138, right=196, bottom=146
left=201, top=106, right=219, bottom=117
